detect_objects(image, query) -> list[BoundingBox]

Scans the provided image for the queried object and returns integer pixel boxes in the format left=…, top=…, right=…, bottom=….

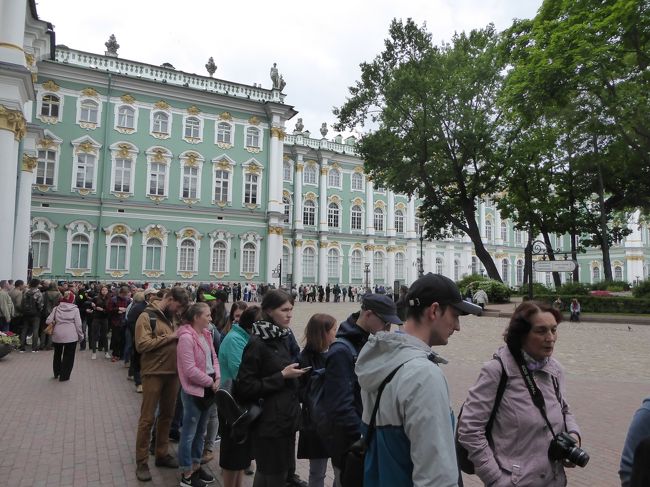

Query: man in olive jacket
left=134, top=287, right=189, bottom=482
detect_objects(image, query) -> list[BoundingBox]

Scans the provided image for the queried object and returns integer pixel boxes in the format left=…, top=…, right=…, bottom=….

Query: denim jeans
left=308, top=458, right=328, bottom=487
left=178, top=389, right=211, bottom=472
left=20, top=315, right=40, bottom=351
left=204, top=403, right=219, bottom=451
left=123, top=326, right=133, bottom=364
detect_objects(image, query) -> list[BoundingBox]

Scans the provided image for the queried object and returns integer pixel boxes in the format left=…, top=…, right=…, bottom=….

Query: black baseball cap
left=361, top=293, right=403, bottom=325
left=406, top=273, right=482, bottom=316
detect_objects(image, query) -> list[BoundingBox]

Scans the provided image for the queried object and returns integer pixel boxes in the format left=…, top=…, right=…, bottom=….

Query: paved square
left=0, top=300, right=647, bottom=486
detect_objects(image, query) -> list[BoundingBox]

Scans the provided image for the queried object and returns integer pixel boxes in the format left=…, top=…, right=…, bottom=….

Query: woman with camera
left=457, top=301, right=585, bottom=487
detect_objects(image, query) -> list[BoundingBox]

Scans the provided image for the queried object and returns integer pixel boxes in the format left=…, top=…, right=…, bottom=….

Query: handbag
left=215, top=379, right=262, bottom=444
left=44, top=308, right=58, bottom=336
left=340, top=362, right=406, bottom=487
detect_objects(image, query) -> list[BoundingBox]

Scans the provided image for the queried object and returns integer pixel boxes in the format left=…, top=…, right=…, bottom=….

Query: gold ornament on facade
left=143, top=271, right=163, bottom=278
left=147, top=195, right=165, bottom=203
left=352, top=243, right=363, bottom=249
left=626, top=255, right=644, bottom=261
left=77, top=188, right=91, bottom=196
left=113, top=192, right=131, bottom=200
left=351, top=197, right=364, bottom=206
left=282, top=189, right=291, bottom=199
left=25, top=53, right=35, bottom=66
left=154, top=100, right=170, bottom=110
left=81, top=87, right=99, bottom=98
left=76, top=141, right=96, bottom=154
left=182, top=229, right=197, bottom=239
left=364, top=244, right=375, bottom=251
left=80, top=122, right=98, bottom=130
left=111, top=224, right=127, bottom=235
left=268, top=226, right=284, bottom=236
left=215, top=160, right=231, bottom=171
left=243, top=272, right=254, bottom=280
left=375, top=245, right=385, bottom=251
left=116, top=143, right=132, bottom=158
left=395, top=202, right=406, bottom=210
left=245, top=146, right=261, bottom=154
left=110, top=271, right=126, bottom=278
left=42, top=80, right=60, bottom=92
left=146, top=227, right=165, bottom=239
left=246, top=165, right=261, bottom=175
left=32, top=268, right=44, bottom=277
left=116, top=127, right=135, bottom=135
left=120, top=94, right=136, bottom=104
left=219, top=112, right=233, bottom=121
left=215, top=200, right=228, bottom=208
left=36, top=185, right=50, bottom=192
left=248, top=116, right=260, bottom=125
left=353, top=166, right=364, bottom=174
left=0, top=105, right=27, bottom=141
left=179, top=272, right=195, bottom=279
left=375, top=200, right=385, bottom=209
left=182, top=198, right=199, bottom=206
left=294, top=239, right=303, bottom=247
left=304, top=192, right=317, bottom=201
left=495, top=253, right=507, bottom=259
left=295, top=162, right=304, bottom=172
left=386, top=246, right=396, bottom=253
left=328, top=195, right=341, bottom=204
left=320, top=167, right=329, bottom=175
left=245, top=203, right=258, bottom=210
left=39, top=115, right=58, bottom=125
left=21, top=154, right=38, bottom=172
left=185, top=153, right=199, bottom=167
left=71, top=269, right=87, bottom=277
left=216, top=142, right=233, bottom=150
left=283, top=239, right=289, bottom=246
left=151, top=148, right=167, bottom=162
left=187, top=105, right=201, bottom=115
left=151, top=131, right=170, bottom=140
left=270, top=127, right=286, bottom=140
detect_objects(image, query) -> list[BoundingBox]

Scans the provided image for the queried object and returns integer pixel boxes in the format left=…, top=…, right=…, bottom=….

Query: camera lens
left=567, top=447, right=590, bottom=468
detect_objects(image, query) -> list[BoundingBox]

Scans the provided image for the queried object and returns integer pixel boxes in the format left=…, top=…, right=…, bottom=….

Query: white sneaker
left=91, top=353, right=97, bottom=360
left=104, top=352, right=111, bottom=359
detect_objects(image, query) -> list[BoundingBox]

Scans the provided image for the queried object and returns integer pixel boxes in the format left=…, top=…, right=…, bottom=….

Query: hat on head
left=406, top=273, right=482, bottom=316
left=361, top=293, right=403, bottom=325
left=143, top=288, right=158, bottom=298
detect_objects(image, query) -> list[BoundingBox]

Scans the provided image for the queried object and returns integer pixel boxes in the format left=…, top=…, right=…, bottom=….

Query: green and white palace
left=2, top=0, right=649, bottom=286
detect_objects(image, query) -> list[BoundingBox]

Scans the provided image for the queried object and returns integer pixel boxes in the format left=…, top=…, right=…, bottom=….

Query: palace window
left=184, top=116, right=201, bottom=139
left=36, top=149, right=56, bottom=186
left=112, top=157, right=132, bottom=193
left=244, top=173, right=259, bottom=205
left=304, top=165, right=317, bottom=185
left=283, top=161, right=292, bottom=182
left=148, top=162, right=167, bottom=196
left=246, top=127, right=260, bottom=148
left=395, top=210, right=404, bottom=233
left=374, top=208, right=384, bottom=231
left=516, top=259, right=524, bottom=285
left=216, top=122, right=233, bottom=145
left=144, top=238, right=163, bottom=271
left=303, top=200, right=316, bottom=226
left=328, top=248, right=340, bottom=279
left=592, top=266, right=601, bottom=282
left=74, top=153, right=96, bottom=190
left=303, top=247, right=316, bottom=278
left=485, top=220, right=493, bottom=242
left=328, top=168, right=341, bottom=188
left=41, top=95, right=60, bottom=118
left=436, top=257, right=444, bottom=275
left=181, top=165, right=198, bottom=199
left=501, top=221, right=508, bottom=242
left=351, top=172, right=363, bottom=191
left=179, top=239, right=196, bottom=272
left=31, top=232, right=51, bottom=269
left=395, top=252, right=405, bottom=280
left=108, top=236, right=128, bottom=270
left=211, top=241, right=227, bottom=273
left=502, top=258, right=509, bottom=283
left=614, top=265, right=623, bottom=281
left=242, top=242, right=256, bottom=274
left=328, top=203, right=340, bottom=228
left=80, top=100, right=99, bottom=124
left=350, top=250, right=363, bottom=279
left=214, top=169, right=230, bottom=203
left=373, top=252, right=385, bottom=280
left=152, top=112, right=169, bottom=134
left=283, top=196, right=291, bottom=224
left=70, top=234, right=90, bottom=268
left=351, top=205, right=362, bottom=231
left=117, top=106, right=135, bottom=129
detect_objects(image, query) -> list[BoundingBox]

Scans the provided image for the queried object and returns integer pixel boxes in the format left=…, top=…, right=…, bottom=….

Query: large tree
left=335, top=19, right=511, bottom=281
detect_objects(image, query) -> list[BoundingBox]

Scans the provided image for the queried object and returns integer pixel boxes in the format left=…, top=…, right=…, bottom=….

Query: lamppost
left=364, top=263, right=370, bottom=292
left=418, top=226, right=425, bottom=278
left=271, top=260, right=282, bottom=288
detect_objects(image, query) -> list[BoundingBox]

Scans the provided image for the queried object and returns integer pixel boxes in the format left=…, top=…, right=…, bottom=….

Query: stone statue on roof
left=270, top=63, right=280, bottom=89
left=105, top=34, right=119, bottom=57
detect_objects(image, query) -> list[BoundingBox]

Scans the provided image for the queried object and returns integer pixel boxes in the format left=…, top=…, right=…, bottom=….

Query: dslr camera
left=548, top=432, right=589, bottom=468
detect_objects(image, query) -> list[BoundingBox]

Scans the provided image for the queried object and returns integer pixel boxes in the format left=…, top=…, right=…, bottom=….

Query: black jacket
left=236, top=331, right=300, bottom=439
left=298, top=347, right=329, bottom=459
left=321, top=312, right=369, bottom=466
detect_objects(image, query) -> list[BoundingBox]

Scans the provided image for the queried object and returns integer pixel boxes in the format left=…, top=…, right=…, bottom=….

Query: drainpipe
left=94, top=72, right=112, bottom=278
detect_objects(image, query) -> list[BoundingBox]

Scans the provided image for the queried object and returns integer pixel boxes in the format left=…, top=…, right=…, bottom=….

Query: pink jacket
left=176, top=324, right=220, bottom=397
left=46, top=302, right=84, bottom=344
left=458, top=346, right=580, bottom=487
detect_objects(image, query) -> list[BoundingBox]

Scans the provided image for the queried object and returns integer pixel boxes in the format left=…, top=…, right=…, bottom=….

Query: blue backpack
left=305, top=337, right=358, bottom=439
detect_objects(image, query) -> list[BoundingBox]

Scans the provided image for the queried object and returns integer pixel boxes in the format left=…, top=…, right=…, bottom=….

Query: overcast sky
left=37, top=0, right=542, bottom=137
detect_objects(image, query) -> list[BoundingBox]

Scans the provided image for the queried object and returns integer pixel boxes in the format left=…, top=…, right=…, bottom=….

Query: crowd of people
left=1, top=275, right=647, bottom=487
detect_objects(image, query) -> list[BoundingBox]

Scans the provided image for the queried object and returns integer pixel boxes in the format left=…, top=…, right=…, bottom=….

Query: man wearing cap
left=321, top=293, right=403, bottom=486
left=355, top=273, right=482, bottom=487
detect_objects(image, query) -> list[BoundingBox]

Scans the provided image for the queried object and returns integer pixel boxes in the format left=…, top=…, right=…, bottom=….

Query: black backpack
left=22, top=291, right=39, bottom=317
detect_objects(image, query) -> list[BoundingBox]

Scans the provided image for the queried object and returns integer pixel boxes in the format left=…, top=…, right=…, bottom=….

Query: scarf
left=522, top=349, right=550, bottom=371
left=252, top=320, right=289, bottom=340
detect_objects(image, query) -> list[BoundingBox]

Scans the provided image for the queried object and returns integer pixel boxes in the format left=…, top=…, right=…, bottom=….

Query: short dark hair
left=504, top=301, right=562, bottom=353
left=405, top=302, right=447, bottom=321
left=14, top=280, right=24, bottom=287
left=168, top=286, right=190, bottom=307
left=183, top=302, right=210, bottom=324
left=238, top=305, right=262, bottom=332
left=29, top=278, right=40, bottom=288
left=261, top=289, right=293, bottom=313
left=303, top=313, right=337, bottom=353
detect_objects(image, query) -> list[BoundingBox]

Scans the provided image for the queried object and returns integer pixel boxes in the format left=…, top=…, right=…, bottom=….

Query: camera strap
left=513, top=351, right=557, bottom=438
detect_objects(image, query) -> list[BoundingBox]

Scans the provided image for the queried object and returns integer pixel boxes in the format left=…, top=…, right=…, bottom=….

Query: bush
left=456, top=274, right=489, bottom=290
left=633, top=280, right=650, bottom=299
left=469, top=279, right=511, bottom=303
left=556, top=282, right=591, bottom=296
left=533, top=294, right=650, bottom=314
left=590, top=280, right=631, bottom=292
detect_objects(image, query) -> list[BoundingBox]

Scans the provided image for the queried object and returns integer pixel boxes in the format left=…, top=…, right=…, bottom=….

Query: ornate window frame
left=241, top=158, right=263, bottom=208
left=30, top=217, right=58, bottom=277
left=70, top=135, right=102, bottom=195
left=395, top=251, right=406, bottom=281
left=145, top=146, right=172, bottom=201
left=373, top=250, right=386, bottom=281
left=303, top=197, right=317, bottom=227
left=109, top=142, right=139, bottom=199
left=114, top=104, right=138, bottom=134
left=215, top=116, right=234, bottom=149
left=349, top=247, right=364, bottom=281
left=327, top=247, right=341, bottom=280
left=244, top=120, right=263, bottom=153
left=37, top=87, right=64, bottom=124
left=34, top=130, right=63, bottom=191
left=175, top=227, right=203, bottom=279
left=283, top=159, right=293, bottom=182
left=350, top=198, right=365, bottom=232
left=103, top=223, right=135, bottom=277
left=76, top=89, right=102, bottom=129
left=182, top=112, right=203, bottom=144
left=351, top=169, right=364, bottom=192
left=140, top=224, right=169, bottom=278
left=328, top=167, right=342, bottom=189
left=150, top=102, right=172, bottom=139
left=179, top=151, right=204, bottom=204
left=209, top=230, right=233, bottom=278
left=64, top=220, right=96, bottom=276
left=303, top=162, right=318, bottom=186
left=211, top=155, right=235, bottom=206
left=302, top=245, right=317, bottom=279
left=239, top=231, right=262, bottom=279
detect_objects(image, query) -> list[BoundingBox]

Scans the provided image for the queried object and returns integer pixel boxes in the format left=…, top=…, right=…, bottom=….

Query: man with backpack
left=355, top=273, right=482, bottom=487
left=320, top=294, right=402, bottom=486
left=19, top=279, right=44, bottom=353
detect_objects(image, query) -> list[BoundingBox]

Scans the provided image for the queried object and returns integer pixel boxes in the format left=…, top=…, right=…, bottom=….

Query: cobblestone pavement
left=0, top=300, right=647, bottom=486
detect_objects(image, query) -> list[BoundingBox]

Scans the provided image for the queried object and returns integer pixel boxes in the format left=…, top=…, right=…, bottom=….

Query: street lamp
left=364, top=262, right=371, bottom=292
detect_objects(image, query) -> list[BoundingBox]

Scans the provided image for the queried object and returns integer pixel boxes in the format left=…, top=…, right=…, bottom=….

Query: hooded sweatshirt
left=176, top=324, right=220, bottom=397
left=46, top=302, right=84, bottom=344
left=355, top=331, right=458, bottom=487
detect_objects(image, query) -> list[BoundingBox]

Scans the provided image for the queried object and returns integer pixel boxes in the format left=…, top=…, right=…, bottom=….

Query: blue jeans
left=178, top=389, right=211, bottom=472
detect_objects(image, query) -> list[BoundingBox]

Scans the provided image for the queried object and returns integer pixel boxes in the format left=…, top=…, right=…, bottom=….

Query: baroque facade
left=3, top=1, right=650, bottom=286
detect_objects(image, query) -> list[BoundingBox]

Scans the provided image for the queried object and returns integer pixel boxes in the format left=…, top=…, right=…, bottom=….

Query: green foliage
left=456, top=274, right=489, bottom=290
left=473, top=279, right=511, bottom=304
left=556, top=282, right=591, bottom=296
left=534, top=295, right=650, bottom=314
left=632, top=280, right=650, bottom=298
left=590, top=280, right=632, bottom=292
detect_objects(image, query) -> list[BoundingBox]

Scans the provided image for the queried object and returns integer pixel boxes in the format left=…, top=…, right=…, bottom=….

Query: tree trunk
left=570, top=232, right=579, bottom=283
left=463, top=204, right=502, bottom=281
left=540, top=224, right=562, bottom=288
left=593, top=136, right=613, bottom=282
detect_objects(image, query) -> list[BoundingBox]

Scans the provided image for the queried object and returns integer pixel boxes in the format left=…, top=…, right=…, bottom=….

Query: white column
left=386, top=245, right=396, bottom=288
left=318, top=239, right=328, bottom=286
left=267, top=123, right=284, bottom=215
left=12, top=153, right=35, bottom=281
left=479, top=201, right=486, bottom=239
left=294, top=156, right=304, bottom=230
left=293, top=238, right=303, bottom=286
left=365, top=243, right=375, bottom=289
left=406, top=240, right=417, bottom=285
left=266, top=226, right=283, bottom=286
left=447, top=245, right=456, bottom=279
left=0, top=109, right=23, bottom=279
left=406, top=196, right=416, bottom=239
left=0, top=0, right=28, bottom=66
left=387, top=191, right=396, bottom=237
left=495, top=210, right=503, bottom=245
left=365, top=179, right=374, bottom=236
left=318, top=160, right=328, bottom=233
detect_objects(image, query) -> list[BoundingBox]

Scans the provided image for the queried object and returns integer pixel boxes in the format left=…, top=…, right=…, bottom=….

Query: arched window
left=36, top=148, right=56, bottom=186
left=374, top=208, right=384, bottom=231
left=501, top=221, right=508, bottom=242
left=117, top=106, right=135, bottom=128
left=485, top=219, right=493, bottom=242
left=351, top=172, right=363, bottom=190
left=516, top=259, right=524, bottom=285
left=328, top=249, right=340, bottom=278
left=242, top=242, right=256, bottom=274
left=184, top=116, right=201, bottom=139
left=436, top=257, right=444, bottom=275
left=152, top=112, right=169, bottom=134
left=303, top=200, right=316, bottom=226
left=515, top=229, right=523, bottom=245
left=216, top=122, right=232, bottom=145
left=246, top=127, right=260, bottom=148
left=592, top=265, right=601, bottom=282
left=454, top=259, right=461, bottom=281
left=303, top=247, right=316, bottom=278
left=108, top=236, right=128, bottom=270
left=182, top=164, right=199, bottom=199
left=211, top=241, right=227, bottom=273
left=113, top=157, right=132, bottom=193
left=179, top=239, right=196, bottom=272
left=351, top=205, right=362, bottom=231
left=328, top=168, right=341, bottom=188
left=144, top=238, right=163, bottom=271
left=283, top=196, right=291, bottom=224
left=351, top=250, right=363, bottom=279
left=395, top=210, right=405, bottom=233
left=502, top=258, right=509, bottom=283
left=328, top=203, right=340, bottom=228
left=395, top=252, right=405, bottom=280
left=373, top=252, right=385, bottom=280
left=282, top=247, right=289, bottom=280
left=70, top=234, right=89, bottom=268
left=304, top=165, right=317, bottom=184
left=80, top=99, right=98, bottom=123
left=244, top=173, right=259, bottom=205
left=214, top=169, right=230, bottom=202
left=31, top=232, right=50, bottom=268
left=614, top=265, right=623, bottom=281
left=41, top=94, right=60, bottom=118
left=472, top=256, right=479, bottom=275
left=283, top=161, right=292, bottom=181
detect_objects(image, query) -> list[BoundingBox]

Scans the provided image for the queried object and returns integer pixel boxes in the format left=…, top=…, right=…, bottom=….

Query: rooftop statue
left=105, top=34, right=119, bottom=57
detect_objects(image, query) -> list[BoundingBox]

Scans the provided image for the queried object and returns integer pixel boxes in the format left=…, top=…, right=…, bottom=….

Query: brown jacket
left=135, top=303, right=178, bottom=376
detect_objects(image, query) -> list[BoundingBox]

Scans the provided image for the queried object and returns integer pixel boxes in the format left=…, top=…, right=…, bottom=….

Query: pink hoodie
left=46, top=302, right=83, bottom=344
left=176, top=324, right=220, bottom=397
